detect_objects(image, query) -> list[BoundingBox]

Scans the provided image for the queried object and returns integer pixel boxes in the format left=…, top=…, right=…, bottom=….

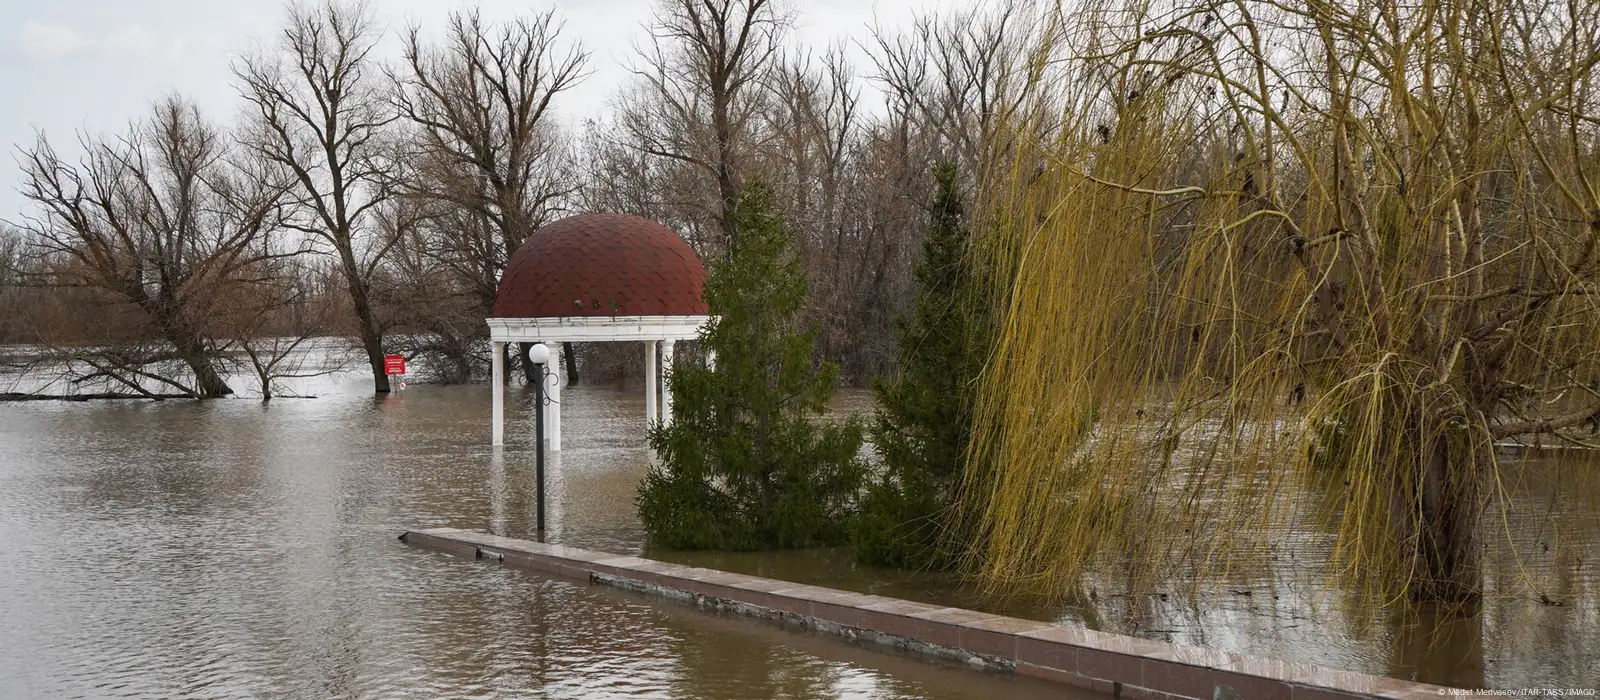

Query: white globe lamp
left=527, top=343, right=551, bottom=365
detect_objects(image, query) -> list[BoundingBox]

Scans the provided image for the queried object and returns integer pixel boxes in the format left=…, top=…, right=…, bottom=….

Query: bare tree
left=16, top=97, right=291, bottom=398
left=395, top=8, right=587, bottom=382
left=235, top=0, right=400, bottom=394
left=370, top=195, right=487, bottom=384
left=396, top=9, right=586, bottom=297
left=867, top=0, right=1040, bottom=172
left=761, top=49, right=908, bottom=380
left=620, top=0, right=787, bottom=255
left=215, top=250, right=347, bottom=399
left=576, top=117, right=663, bottom=218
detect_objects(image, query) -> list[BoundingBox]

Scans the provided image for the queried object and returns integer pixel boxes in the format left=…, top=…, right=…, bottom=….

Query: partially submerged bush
left=853, top=161, right=990, bottom=569
left=638, top=183, right=866, bottom=550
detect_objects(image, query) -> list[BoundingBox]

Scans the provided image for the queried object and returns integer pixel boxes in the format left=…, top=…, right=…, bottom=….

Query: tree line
left=1, top=0, right=1029, bottom=398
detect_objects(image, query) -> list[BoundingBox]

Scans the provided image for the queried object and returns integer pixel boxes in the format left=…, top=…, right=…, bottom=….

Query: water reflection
left=541, top=387, right=1592, bottom=690
left=4, top=363, right=1596, bottom=692
left=0, top=377, right=1084, bottom=699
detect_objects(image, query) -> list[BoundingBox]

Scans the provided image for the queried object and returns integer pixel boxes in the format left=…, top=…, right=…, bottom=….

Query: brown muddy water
left=1, top=363, right=1596, bottom=696
left=0, top=368, right=1086, bottom=700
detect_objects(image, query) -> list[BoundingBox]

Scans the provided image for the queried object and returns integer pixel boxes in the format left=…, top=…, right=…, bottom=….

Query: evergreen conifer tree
left=852, top=162, right=989, bottom=568
left=637, top=183, right=866, bottom=549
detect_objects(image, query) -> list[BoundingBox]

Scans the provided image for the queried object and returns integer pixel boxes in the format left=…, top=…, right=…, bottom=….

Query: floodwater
left=0, top=369, right=1086, bottom=699
left=2, top=361, right=1597, bottom=695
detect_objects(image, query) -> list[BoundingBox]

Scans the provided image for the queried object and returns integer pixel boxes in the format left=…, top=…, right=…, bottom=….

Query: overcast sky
left=0, top=0, right=949, bottom=224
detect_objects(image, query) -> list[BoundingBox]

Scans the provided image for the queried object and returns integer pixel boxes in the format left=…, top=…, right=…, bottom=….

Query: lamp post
left=527, top=342, right=551, bottom=536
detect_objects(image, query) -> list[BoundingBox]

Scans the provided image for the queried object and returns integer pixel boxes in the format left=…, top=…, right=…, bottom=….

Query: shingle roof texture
left=491, top=213, right=708, bottom=319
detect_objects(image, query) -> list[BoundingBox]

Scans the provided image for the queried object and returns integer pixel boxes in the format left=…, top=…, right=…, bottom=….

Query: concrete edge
left=590, top=571, right=1011, bottom=674
left=399, top=528, right=1456, bottom=700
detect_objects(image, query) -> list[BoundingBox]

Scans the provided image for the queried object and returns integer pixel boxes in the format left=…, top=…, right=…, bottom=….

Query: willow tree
left=965, top=0, right=1600, bottom=604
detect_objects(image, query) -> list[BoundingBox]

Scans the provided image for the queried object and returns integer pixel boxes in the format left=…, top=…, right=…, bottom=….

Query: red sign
left=384, top=354, right=406, bottom=375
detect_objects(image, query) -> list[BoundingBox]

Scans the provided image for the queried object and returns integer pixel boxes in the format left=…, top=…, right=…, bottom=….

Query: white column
left=660, top=339, right=676, bottom=427
left=706, top=349, right=717, bottom=371
left=491, top=341, right=505, bottom=446
left=645, top=340, right=659, bottom=427
left=548, top=341, right=563, bottom=452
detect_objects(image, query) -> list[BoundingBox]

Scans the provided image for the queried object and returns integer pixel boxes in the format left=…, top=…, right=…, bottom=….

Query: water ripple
left=0, top=383, right=1073, bottom=699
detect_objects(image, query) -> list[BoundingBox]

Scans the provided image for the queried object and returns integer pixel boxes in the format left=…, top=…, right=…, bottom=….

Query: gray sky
left=0, top=0, right=945, bottom=224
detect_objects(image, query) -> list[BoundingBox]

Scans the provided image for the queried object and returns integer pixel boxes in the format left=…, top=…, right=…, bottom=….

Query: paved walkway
left=401, top=527, right=1451, bottom=700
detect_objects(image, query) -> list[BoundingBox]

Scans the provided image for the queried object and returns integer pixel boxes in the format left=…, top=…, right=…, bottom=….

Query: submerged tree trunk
left=343, top=252, right=390, bottom=394
left=153, top=307, right=234, bottom=398
left=1388, top=598, right=1486, bottom=687
left=1390, top=428, right=1484, bottom=603
left=143, top=291, right=234, bottom=399
left=176, top=336, right=234, bottom=399
left=358, top=323, right=391, bottom=394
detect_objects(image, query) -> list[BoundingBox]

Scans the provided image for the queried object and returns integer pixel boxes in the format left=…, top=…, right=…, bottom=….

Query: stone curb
left=400, top=527, right=1455, bottom=700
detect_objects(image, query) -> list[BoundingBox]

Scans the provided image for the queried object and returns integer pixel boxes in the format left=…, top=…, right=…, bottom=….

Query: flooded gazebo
left=487, top=213, right=710, bottom=448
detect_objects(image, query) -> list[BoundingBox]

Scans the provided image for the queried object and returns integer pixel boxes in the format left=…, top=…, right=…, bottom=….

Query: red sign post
left=383, top=354, right=406, bottom=375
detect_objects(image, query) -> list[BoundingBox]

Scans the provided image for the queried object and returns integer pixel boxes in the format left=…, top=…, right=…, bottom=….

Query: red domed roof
left=491, top=213, right=708, bottom=318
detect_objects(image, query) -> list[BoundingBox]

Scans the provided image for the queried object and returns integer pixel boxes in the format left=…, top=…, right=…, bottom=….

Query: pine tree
left=852, top=161, right=989, bottom=569
left=637, top=182, right=866, bottom=550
